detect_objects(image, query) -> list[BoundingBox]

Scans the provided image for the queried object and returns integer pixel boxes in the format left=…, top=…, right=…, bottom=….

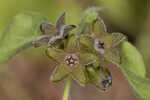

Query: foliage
left=0, top=12, right=47, bottom=63
left=120, top=41, right=150, bottom=100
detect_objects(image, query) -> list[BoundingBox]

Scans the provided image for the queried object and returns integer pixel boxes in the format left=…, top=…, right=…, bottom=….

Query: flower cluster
left=33, top=13, right=126, bottom=91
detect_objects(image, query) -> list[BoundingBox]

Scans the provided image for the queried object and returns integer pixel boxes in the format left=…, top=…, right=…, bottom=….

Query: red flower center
left=65, top=54, right=79, bottom=67
left=94, top=39, right=105, bottom=54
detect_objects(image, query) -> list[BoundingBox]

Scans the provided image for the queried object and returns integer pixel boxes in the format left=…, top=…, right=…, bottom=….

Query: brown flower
left=33, top=12, right=76, bottom=48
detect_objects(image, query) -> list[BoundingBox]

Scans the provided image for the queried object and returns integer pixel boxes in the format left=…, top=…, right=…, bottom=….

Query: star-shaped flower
left=46, top=35, right=99, bottom=86
left=32, top=12, right=76, bottom=48
left=86, top=64, right=112, bottom=91
left=80, top=17, right=126, bottom=65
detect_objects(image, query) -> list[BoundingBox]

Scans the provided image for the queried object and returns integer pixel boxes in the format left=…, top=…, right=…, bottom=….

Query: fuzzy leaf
left=0, top=12, right=47, bottom=63
left=120, top=41, right=150, bottom=100
left=120, top=41, right=146, bottom=77
left=121, top=67, right=150, bottom=100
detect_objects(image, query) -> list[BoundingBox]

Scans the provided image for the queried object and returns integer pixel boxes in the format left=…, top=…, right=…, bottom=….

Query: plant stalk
left=62, top=76, right=72, bottom=100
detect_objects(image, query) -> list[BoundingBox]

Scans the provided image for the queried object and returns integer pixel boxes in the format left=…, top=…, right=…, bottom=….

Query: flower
left=86, top=64, right=112, bottom=91
left=46, top=35, right=99, bottom=86
left=32, top=12, right=76, bottom=48
left=80, top=17, right=126, bottom=65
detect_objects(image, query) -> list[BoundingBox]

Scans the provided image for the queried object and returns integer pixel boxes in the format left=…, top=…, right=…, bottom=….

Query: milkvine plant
left=0, top=7, right=150, bottom=100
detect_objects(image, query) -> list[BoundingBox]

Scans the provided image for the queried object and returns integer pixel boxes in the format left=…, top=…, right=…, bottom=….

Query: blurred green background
left=0, top=0, right=150, bottom=100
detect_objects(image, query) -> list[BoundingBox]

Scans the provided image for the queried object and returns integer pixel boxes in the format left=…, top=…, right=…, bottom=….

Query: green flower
left=86, top=64, right=112, bottom=91
left=32, top=12, right=76, bottom=48
left=80, top=17, right=126, bottom=65
left=46, top=35, right=99, bottom=86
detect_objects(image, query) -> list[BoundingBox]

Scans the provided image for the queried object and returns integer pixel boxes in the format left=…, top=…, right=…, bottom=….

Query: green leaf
left=120, top=41, right=146, bottom=78
left=120, top=41, right=150, bottom=100
left=0, top=12, right=47, bottom=63
left=122, top=67, right=150, bottom=100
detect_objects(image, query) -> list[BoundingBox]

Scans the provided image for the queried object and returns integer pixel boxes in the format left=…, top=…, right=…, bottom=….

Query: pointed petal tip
left=62, top=12, right=66, bottom=16
left=56, top=12, right=66, bottom=29
left=60, top=12, right=66, bottom=18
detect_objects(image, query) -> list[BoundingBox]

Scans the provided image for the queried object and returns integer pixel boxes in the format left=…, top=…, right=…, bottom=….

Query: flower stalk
left=62, top=76, right=72, bottom=100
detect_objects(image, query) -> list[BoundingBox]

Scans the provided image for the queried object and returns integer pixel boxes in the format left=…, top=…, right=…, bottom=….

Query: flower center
left=94, top=39, right=105, bottom=54
left=64, top=54, right=79, bottom=67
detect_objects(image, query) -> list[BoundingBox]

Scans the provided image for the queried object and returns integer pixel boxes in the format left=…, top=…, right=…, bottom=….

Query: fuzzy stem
left=62, top=76, right=72, bottom=100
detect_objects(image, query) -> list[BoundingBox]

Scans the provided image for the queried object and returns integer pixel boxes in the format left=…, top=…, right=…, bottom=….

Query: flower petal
left=79, top=36, right=95, bottom=52
left=56, top=12, right=66, bottom=30
left=96, top=66, right=112, bottom=91
left=32, top=35, right=50, bottom=48
left=40, top=21, right=57, bottom=35
left=102, top=33, right=126, bottom=49
left=72, top=64, right=88, bottom=86
left=45, top=47, right=66, bottom=63
left=77, top=51, right=98, bottom=65
left=91, top=17, right=107, bottom=38
left=104, top=48, right=120, bottom=65
left=111, top=32, right=126, bottom=47
left=87, top=65, right=112, bottom=92
left=62, top=25, right=76, bottom=37
left=86, top=66, right=106, bottom=91
left=86, top=66, right=101, bottom=83
left=66, top=35, right=79, bottom=52
left=50, top=64, right=70, bottom=82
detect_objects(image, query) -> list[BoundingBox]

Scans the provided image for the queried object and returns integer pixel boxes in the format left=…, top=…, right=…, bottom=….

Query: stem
left=62, top=76, right=72, bottom=100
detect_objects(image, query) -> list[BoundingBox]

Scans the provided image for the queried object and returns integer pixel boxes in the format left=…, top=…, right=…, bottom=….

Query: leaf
left=120, top=41, right=146, bottom=78
left=120, top=41, right=150, bottom=100
left=121, top=67, right=150, bottom=100
left=0, top=12, right=47, bottom=63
